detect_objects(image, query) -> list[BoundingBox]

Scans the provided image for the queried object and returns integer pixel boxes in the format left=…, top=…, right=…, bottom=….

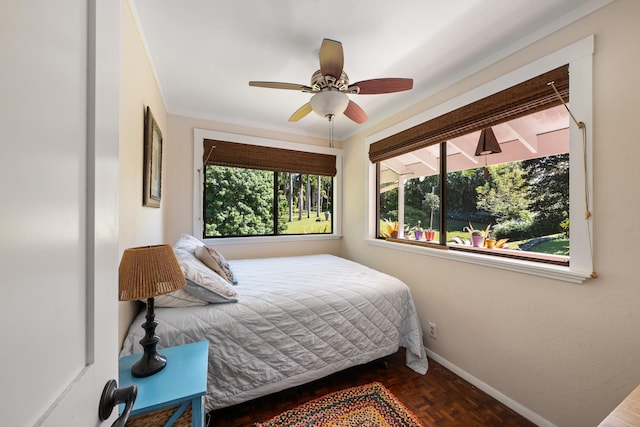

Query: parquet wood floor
left=207, top=349, right=537, bottom=426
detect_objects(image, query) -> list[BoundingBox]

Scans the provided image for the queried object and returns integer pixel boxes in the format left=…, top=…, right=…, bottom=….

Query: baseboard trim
left=425, top=348, right=556, bottom=427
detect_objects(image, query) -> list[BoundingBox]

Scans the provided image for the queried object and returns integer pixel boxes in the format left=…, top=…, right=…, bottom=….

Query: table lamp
left=119, top=244, right=186, bottom=377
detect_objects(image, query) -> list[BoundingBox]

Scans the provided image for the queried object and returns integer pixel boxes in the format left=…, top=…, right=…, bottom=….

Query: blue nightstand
left=119, top=341, right=208, bottom=427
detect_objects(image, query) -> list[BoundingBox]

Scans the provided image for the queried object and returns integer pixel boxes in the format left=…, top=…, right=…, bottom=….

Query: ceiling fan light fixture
left=475, top=127, right=502, bottom=156
left=310, top=91, right=349, bottom=120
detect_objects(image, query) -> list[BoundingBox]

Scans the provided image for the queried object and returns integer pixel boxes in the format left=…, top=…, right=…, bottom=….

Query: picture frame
left=143, top=106, right=162, bottom=208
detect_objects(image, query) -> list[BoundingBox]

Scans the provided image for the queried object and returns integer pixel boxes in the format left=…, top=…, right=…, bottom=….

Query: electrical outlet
left=428, top=322, right=437, bottom=339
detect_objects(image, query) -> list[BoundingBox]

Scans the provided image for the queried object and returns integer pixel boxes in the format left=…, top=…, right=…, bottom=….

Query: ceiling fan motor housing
left=311, top=70, right=350, bottom=92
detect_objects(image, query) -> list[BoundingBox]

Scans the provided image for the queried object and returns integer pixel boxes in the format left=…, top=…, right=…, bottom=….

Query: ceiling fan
left=249, top=38, right=413, bottom=124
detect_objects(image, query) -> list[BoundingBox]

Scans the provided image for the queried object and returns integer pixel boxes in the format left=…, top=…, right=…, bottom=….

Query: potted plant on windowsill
left=484, top=227, right=496, bottom=248
left=425, top=229, right=436, bottom=242
left=484, top=227, right=508, bottom=249
left=413, top=221, right=424, bottom=241
left=470, top=230, right=484, bottom=247
left=464, top=222, right=491, bottom=248
left=423, top=187, right=439, bottom=242
left=380, top=219, right=399, bottom=239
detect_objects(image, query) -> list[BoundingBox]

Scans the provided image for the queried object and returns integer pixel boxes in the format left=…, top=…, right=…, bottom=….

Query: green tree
left=205, top=166, right=283, bottom=236
left=403, top=175, right=438, bottom=227
left=317, top=175, right=332, bottom=214
left=446, top=169, right=486, bottom=221
left=280, top=173, right=332, bottom=221
left=422, top=189, right=440, bottom=230
left=380, top=183, right=398, bottom=221
left=476, top=163, right=531, bottom=223
left=522, top=154, right=569, bottom=235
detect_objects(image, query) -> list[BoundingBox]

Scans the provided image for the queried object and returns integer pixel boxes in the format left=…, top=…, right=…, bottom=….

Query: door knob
left=99, top=379, right=137, bottom=427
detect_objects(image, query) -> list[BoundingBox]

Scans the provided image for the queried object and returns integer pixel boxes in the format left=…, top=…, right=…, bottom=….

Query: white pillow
left=174, top=233, right=203, bottom=253
left=154, top=234, right=239, bottom=307
left=184, top=278, right=237, bottom=304
left=175, top=249, right=238, bottom=302
left=195, top=245, right=238, bottom=285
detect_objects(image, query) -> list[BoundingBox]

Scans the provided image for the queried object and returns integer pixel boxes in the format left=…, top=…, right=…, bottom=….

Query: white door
left=0, top=1, right=121, bottom=426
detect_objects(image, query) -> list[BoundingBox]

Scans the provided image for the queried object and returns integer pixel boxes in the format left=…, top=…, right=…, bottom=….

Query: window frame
left=193, top=128, right=343, bottom=244
left=365, top=36, right=594, bottom=283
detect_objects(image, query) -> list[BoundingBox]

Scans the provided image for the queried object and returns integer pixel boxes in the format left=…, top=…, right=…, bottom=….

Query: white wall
left=340, top=1, right=640, bottom=426
left=118, top=0, right=170, bottom=341
left=120, top=0, right=168, bottom=248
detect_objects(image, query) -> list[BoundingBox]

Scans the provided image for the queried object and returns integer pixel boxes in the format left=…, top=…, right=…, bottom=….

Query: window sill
left=366, top=238, right=589, bottom=283
left=447, top=243, right=569, bottom=266
left=203, top=233, right=342, bottom=246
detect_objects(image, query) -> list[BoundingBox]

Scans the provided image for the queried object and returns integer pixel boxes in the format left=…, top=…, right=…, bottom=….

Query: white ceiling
left=130, top=0, right=605, bottom=141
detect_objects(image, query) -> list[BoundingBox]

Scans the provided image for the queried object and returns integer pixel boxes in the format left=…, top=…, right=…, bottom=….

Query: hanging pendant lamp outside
left=475, top=127, right=502, bottom=156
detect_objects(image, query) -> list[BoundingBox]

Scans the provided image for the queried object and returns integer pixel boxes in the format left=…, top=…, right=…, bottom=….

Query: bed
left=120, top=236, right=428, bottom=412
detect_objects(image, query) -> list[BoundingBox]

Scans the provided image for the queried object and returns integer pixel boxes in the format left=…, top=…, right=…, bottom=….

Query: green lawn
left=283, top=212, right=332, bottom=234
left=522, top=236, right=570, bottom=255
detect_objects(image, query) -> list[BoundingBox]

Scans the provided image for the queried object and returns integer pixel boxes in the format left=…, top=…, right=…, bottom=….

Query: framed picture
left=143, top=106, right=162, bottom=207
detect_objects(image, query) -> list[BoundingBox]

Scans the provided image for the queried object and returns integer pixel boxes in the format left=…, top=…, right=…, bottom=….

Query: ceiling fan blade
left=349, top=78, right=413, bottom=94
left=344, top=100, right=368, bottom=124
left=319, top=38, right=344, bottom=79
left=288, top=102, right=313, bottom=122
left=249, top=81, right=313, bottom=92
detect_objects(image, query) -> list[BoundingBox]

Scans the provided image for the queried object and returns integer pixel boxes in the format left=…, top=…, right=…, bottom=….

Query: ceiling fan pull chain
left=329, top=114, right=334, bottom=148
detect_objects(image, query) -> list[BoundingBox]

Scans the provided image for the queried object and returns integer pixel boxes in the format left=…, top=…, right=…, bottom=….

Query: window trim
left=193, top=128, right=343, bottom=244
left=365, top=36, right=594, bottom=283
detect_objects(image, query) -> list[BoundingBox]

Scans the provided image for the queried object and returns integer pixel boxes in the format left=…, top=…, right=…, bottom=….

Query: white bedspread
left=120, top=254, right=427, bottom=411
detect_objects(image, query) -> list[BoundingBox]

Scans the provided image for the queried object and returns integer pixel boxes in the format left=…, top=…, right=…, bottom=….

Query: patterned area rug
left=255, top=382, right=424, bottom=427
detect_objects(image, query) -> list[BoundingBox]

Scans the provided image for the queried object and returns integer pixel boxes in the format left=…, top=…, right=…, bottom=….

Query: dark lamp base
left=131, top=351, right=167, bottom=378
left=132, top=297, right=168, bottom=377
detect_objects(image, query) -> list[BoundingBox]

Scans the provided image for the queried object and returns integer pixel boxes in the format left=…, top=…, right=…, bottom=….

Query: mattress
left=120, top=254, right=428, bottom=411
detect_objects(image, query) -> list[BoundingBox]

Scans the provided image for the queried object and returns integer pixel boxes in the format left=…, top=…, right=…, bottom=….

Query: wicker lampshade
left=119, top=244, right=186, bottom=301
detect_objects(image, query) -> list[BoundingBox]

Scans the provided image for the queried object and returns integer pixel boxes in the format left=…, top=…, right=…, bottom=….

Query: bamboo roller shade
left=369, top=64, right=569, bottom=163
left=203, top=139, right=337, bottom=177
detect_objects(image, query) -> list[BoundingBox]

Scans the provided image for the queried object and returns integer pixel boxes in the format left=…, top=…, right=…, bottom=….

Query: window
left=376, top=103, right=570, bottom=266
left=203, top=166, right=334, bottom=237
left=367, top=36, right=594, bottom=282
left=193, top=130, right=342, bottom=241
